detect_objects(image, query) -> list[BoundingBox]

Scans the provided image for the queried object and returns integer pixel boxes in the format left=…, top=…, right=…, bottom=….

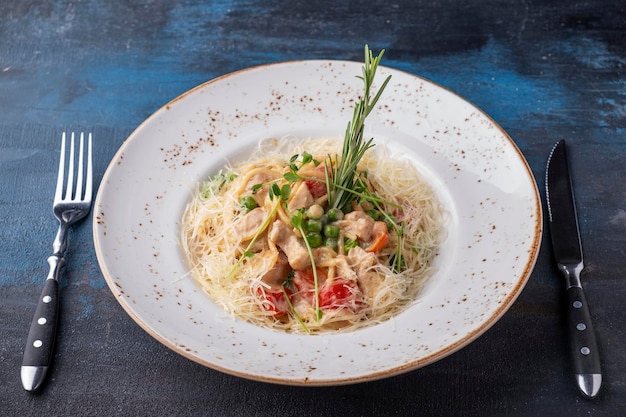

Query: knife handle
left=566, top=285, right=602, bottom=397
left=21, top=257, right=62, bottom=391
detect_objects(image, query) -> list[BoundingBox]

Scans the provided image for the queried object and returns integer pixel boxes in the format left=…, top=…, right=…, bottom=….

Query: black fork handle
left=21, top=255, right=63, bottom=392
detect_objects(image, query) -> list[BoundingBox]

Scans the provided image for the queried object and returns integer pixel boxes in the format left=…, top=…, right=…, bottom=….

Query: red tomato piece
left=256, top=287, right=291, bottom=316
left=305, top=179, right=327, bottom=199
left=292, top=267, right=328, bottom=303
left=305, top=165, right=330, bottom=199
left=319, top=278, right=363, bottom=311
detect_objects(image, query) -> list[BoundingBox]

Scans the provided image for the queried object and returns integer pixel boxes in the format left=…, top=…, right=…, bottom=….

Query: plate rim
left=93, top=59, right=543, bottom=385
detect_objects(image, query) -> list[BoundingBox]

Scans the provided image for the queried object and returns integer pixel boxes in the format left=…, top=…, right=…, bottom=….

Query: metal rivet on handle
left=573, top=301, right=582, bottom=308
left=581, top=347, right=591, bottom=355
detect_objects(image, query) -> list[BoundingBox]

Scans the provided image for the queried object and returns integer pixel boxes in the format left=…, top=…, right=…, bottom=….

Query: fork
left=21, top=132, right=93, bottom=392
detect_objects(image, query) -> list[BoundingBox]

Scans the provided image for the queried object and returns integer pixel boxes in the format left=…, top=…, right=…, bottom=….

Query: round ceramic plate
left=93, top=60, right=542, bottom=385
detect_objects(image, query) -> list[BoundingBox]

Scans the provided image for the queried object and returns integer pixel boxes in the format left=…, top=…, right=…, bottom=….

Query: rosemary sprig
left=328, top=45, right=391, bottom=212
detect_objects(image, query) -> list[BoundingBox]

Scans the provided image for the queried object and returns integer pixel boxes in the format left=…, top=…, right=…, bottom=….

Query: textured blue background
left=1, top=1, right=625, bottom=416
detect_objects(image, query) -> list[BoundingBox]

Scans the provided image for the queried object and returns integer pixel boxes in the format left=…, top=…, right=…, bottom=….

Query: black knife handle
left=22, top=278, right=59, bottom=368
left=566, top=286, right=601, bottom=376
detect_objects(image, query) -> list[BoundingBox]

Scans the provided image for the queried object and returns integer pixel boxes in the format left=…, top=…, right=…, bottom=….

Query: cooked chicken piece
left=245, top=173, right=271, bottom=205
left=268, top=220, right=311, bottom=270
left=287, top=183, right=314, bottom=212
left=339, top=211, right=375, bottom=241
left=292, top=296, right=317, bottom=322
left=347, top=246, right=377, bottom=274
left=233, top=207, right=267, bottom=241
left=347, top=246, right=382, bottom=299
left=332, top=255, right=358, bottom=282
left=261, top=251, right=291, bottom=290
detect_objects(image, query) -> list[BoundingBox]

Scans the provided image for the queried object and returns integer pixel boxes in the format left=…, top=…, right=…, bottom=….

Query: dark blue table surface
left=1, top=1, right=625, bottom=416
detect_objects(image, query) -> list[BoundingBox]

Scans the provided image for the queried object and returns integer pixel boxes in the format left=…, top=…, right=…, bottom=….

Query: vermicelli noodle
left=180, top=137, right=445, bottom=334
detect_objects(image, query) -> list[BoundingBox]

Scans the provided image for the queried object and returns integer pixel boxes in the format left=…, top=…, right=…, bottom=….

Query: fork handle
left=21, top=255, right=63, bottom=392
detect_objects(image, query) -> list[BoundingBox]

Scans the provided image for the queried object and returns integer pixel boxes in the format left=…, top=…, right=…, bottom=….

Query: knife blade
left=546, top=139, right=602, bottom=399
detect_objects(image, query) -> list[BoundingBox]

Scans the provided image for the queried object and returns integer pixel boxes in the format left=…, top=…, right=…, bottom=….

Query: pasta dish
left=180, top=47, right=445, bottom=333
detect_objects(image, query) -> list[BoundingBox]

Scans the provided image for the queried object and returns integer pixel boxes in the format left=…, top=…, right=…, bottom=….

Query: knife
left=545, top=139, right=602, bottom=399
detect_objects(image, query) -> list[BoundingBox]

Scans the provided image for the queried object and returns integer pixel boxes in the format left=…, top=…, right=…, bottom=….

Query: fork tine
left=85, top=133, right=93, bottom=202
left=75, top=133, right=84, bottom=200
left=65, top=133, right=75, bottom=201
left=55, top=133, right=67, bottom=203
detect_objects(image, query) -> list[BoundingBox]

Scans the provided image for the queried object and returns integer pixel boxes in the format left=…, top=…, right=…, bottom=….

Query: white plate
left=93, top=60, right=542, bottom=385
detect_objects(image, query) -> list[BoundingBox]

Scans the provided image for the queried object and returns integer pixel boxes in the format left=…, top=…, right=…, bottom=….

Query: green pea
left=305, top=232, right=322, bottom=248
left=305, top=219, right=323, bottom=233
left=323, top=224, right=340, bottom=238
left=306, top=204, right=324, bottom=220
left=240, top=196, right=258, bottom=212
left=324, top=237, right=338, bottom=250
left=327, top=208, right=344, bottom=222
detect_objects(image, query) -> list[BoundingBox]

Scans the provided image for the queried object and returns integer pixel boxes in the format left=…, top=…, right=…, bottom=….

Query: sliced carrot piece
left=366, top=221, right=389, bottom=253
